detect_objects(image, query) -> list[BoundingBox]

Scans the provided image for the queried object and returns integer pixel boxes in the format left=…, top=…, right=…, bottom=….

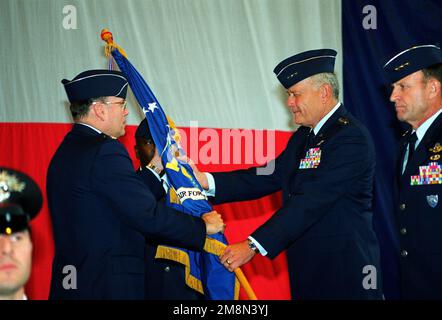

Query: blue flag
left=111, top=49, right=238, bottom=299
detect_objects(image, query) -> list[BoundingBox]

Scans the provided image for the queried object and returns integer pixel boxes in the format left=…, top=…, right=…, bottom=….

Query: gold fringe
left=166, top=115, right=181, bottom=144
left=155, top=245, right=204, bottom=294
left=203, top=237, right=241, bottom=300
left=203, top=236, right=227, bottom=256
left=168, top=187, right=181, bottom=205
left=100, top=28, right=243, bottom=300
left=156, top=241, right=240, bottom=299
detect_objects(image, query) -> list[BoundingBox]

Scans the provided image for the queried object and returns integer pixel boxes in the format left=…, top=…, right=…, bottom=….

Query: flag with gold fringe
left=101, top=29, right=239, bottom=299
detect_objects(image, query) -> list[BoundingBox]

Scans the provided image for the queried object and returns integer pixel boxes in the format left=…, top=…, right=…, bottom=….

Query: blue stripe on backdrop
left=342, top=0, right=442, bottom=299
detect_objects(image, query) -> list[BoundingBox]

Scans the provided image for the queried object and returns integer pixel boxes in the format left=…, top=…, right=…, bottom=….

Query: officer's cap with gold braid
left=0, top=168, right=43, bottom=235
left=274, top=49, right=337, bottom=89
left=383, top=44, right=442, bottom=83
left=62, top=69, right=128, bottom=103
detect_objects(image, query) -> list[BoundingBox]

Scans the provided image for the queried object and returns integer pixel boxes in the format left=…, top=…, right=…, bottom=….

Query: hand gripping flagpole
left=203, top=240, right=257, bottom=300
left=101, top=29, right=257, bottom=300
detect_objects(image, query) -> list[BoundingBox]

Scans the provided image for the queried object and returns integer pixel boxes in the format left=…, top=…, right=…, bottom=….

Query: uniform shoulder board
left=315, top=116, right=350, bottom=146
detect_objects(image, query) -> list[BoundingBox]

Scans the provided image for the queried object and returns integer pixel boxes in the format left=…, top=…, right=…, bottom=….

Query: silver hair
left=310, top=73, right=340, bottom=99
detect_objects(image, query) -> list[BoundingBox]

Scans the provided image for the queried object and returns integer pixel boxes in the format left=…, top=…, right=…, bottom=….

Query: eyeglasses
left=92, top=100, right=128, bottom=110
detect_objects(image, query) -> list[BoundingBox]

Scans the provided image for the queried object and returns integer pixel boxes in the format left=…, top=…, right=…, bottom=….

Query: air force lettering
left=176, top=188, right=207, bottom=202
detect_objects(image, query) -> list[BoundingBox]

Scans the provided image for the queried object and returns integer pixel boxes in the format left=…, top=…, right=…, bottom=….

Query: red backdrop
left=0, top=122, right=292, bottom=300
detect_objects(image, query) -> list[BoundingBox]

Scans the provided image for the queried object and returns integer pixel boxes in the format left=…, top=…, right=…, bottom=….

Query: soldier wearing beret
left=190, top=49, right=383, bottom=299
left=47, top=69, right=224, bottom=299
left=0, top=168, right=43, bottom=300
left=383, top=44, right=442, bottom=299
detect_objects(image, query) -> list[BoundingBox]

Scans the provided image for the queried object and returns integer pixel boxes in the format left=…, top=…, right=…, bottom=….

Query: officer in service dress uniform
left=190, top=49, right=383, bottom=299
left=383, top=44, right=442, bottom=299
left=46, top=69, right=224, bottom=299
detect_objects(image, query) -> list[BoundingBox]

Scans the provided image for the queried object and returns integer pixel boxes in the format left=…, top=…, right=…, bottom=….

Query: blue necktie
left=305, top=130, right=315, bottom=151
left=403, top=132, right=417, bottom=173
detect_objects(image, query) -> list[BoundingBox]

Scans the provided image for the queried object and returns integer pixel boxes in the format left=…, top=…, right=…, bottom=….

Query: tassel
left=100, top=28, right=128, bottom=59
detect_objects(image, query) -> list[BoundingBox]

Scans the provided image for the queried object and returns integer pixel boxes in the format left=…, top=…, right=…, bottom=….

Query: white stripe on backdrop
left=0, top=0, right=342, bottom=131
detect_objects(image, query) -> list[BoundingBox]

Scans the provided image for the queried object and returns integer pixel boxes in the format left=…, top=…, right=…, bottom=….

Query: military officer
left=190, top=49, right=383, bottom=299
left=47, top=69, right=224, bottom=299
left=383, top=44, right=442, bottom=299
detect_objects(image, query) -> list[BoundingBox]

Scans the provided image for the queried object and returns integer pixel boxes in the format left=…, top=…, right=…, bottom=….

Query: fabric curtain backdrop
left=0, top=0, right=341, bottom=299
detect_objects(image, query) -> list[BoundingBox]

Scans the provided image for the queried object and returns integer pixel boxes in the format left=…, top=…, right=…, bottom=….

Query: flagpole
left=234, top=266, right=258, bottom=300
left=204, top=238, right=258, bottom=300
left=100, top=29, right=257, bottom=301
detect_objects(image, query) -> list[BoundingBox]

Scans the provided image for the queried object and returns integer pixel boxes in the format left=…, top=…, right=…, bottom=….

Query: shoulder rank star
left=429, top=142, right=442, bottom=153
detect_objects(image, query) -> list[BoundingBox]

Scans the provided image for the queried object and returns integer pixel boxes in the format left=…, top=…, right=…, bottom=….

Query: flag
left=111, top=47, right=239, bottom=300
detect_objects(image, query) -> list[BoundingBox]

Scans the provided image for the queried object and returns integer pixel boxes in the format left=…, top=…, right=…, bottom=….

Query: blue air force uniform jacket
left=211, top=106, right=383, bottom=299
left=136, top=168, right=203, bottom=300
left=396, top=112, right=442, bottom=299
left=46, top=124, right=206, bottom=299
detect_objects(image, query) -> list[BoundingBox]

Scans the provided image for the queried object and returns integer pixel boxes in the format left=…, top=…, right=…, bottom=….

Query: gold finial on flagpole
left=100, top=28, right=128, bottom=59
